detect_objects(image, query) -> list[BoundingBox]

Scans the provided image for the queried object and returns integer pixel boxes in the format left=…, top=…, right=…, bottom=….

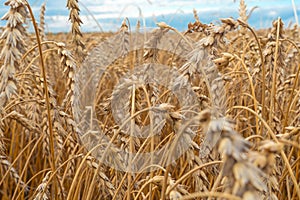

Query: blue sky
left=0, top=0, right=299, bottom=32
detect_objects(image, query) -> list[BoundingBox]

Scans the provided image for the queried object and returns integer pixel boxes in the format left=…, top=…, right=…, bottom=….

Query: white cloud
left=268, top=10, right=278, bottom=17
left=44, top=15, right=70, bottom=32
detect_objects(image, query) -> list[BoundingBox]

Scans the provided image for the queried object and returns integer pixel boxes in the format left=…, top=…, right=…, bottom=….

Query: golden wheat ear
left=67, top=0, right=85, bottom=58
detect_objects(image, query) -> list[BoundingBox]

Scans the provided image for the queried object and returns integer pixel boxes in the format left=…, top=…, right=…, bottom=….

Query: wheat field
left=0, top=0, right=299, bottom=199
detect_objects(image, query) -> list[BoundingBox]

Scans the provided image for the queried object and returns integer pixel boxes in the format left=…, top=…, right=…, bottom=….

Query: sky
left=0, top=0, right=299, bottom=32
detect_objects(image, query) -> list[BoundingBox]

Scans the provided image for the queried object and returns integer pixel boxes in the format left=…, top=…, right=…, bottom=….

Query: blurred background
left=0, top=0, right=299, bottom=32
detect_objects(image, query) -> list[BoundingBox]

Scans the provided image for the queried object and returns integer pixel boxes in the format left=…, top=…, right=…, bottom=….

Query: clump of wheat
left=0, top=0, right=29, bottom=192
left=0, top=0, right=299, bottom=199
